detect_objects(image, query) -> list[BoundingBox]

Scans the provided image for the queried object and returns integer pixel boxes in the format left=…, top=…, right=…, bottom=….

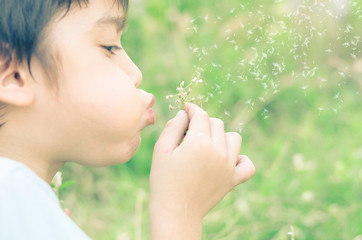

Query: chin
left=80, top=135, right=141, bottom=167
left=106, top=134, right=141, bottom=166
left=126, top=134, right=141, bottom=159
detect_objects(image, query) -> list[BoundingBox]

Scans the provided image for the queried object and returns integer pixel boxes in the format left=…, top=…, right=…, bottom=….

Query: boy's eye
left=102, top=45, right=122, bottom=55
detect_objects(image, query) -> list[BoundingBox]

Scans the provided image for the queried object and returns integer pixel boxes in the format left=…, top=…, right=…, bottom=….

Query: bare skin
left=150, top=103, right=255, bottom=239
left=0, top=0, right=255, bottom=239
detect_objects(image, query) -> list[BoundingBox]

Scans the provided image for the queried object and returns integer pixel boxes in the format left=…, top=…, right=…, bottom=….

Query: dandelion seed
left=215, top=84, right=221, bottom=90
left=224, top=110, right=230, bottom=116
left=338, top=72, right=345, bottom=77
left=239, top=60, right=245, bottom=67
left=193, top=25, right=198, bottom=32
left=344, top=24, right=353, bottom=33
left=351, top=39, right=357, bottom=46
left=318, top=77, right=327, bottom=82
left=272, top=89, right=279, bottom=95
left=226, top=73, right=232, bottom=80
left=342, top=42, right=350, bottom=47
left=201, top=48, right=208, bottom=56
left=169, top=105, right=174, bottom=111
left=191, top=47, right=199, bottom=54
left=229, top=40, right=236, bottom=45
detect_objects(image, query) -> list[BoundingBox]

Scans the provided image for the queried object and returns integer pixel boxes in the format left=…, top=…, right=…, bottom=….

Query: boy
left=0, top=0, right=255, bottom=239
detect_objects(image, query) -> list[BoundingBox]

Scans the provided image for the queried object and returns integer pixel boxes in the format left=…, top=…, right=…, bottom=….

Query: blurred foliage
left=61, top=0, right=362, bottom=239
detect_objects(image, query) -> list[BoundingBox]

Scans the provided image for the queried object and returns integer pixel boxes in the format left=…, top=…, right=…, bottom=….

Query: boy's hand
left=149, top=103, right=255, bottom=239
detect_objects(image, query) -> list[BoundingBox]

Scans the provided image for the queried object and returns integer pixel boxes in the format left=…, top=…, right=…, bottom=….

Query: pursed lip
left=147, top=94, right=155, bottom=109
left=145, top=93, right=156, bottom=124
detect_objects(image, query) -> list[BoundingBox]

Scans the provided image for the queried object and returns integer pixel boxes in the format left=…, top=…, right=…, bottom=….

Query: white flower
left=52, top=172, right=62, bottom=189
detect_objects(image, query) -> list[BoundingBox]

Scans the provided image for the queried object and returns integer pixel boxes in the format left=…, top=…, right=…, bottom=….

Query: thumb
left=154, top=110, right=189, bottom=157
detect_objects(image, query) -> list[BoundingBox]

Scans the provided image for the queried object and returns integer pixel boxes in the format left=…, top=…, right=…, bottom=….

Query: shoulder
left=0, top=157, right=57, bottom=204
left=0, top=157, right=91, bottom=240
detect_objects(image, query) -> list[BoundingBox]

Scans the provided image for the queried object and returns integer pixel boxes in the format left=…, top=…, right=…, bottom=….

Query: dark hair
left=0, top=0, right=129, bottom=127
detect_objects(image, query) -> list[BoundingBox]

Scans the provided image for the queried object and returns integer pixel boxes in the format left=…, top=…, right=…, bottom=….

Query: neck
left=0, top=140, right=64, bottom=184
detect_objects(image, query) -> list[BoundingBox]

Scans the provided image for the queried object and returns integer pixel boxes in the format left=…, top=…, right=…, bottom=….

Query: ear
left=0, top=57, right=34, bottom=107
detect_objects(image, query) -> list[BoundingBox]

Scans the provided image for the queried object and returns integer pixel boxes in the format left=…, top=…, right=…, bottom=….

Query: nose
left=130, top=63, right=142, bottom=88
left=122, top=51, right=142, bottom=88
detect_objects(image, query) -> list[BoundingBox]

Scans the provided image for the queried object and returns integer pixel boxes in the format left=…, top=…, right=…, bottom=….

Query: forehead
left=53, top=0, right=125, bottom=35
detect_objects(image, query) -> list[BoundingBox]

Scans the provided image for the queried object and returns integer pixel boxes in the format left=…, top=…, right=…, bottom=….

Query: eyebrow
left=93, top=15, right=127, bottom=33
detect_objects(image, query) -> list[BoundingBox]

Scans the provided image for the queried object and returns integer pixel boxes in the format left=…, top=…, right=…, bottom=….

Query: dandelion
left=167, top=79, right=198, bottom=110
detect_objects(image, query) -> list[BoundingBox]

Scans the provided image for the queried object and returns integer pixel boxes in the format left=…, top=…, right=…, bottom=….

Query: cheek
left=61, top=61, right=143, bottom=138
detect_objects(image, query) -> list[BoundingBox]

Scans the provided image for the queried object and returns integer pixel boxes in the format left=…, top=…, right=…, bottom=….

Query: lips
left=146, top=94, right=156, bottom=124
left=147, top=94, right=155, bottom=109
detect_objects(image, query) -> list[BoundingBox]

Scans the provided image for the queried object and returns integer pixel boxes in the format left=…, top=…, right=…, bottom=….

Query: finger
left=225, top=132, right=242, bottom=165
left=233, top=155, right=256, bottom=185
left=210, top=118, right=226, bottom=148
left=184, top=102, right=211, bottom=138
left=154, top=110, right=189, bottom=156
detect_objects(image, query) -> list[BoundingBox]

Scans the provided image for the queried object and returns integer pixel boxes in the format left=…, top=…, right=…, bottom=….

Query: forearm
left=149, top=202, right=203, bottom=240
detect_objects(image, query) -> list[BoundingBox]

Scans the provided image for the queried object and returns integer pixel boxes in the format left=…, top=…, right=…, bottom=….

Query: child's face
left=31, top=0, right=155, bottom=166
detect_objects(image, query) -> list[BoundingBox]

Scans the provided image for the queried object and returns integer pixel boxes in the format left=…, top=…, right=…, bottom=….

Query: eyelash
left=103, top=45, right=122, bottom=55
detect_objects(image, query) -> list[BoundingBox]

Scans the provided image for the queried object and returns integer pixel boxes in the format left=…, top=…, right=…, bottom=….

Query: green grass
left=60, top=0, right=362, bottom=239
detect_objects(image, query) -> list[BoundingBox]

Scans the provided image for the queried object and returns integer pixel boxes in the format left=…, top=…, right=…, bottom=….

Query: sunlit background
left=60, top=0, right=362, bottom=239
